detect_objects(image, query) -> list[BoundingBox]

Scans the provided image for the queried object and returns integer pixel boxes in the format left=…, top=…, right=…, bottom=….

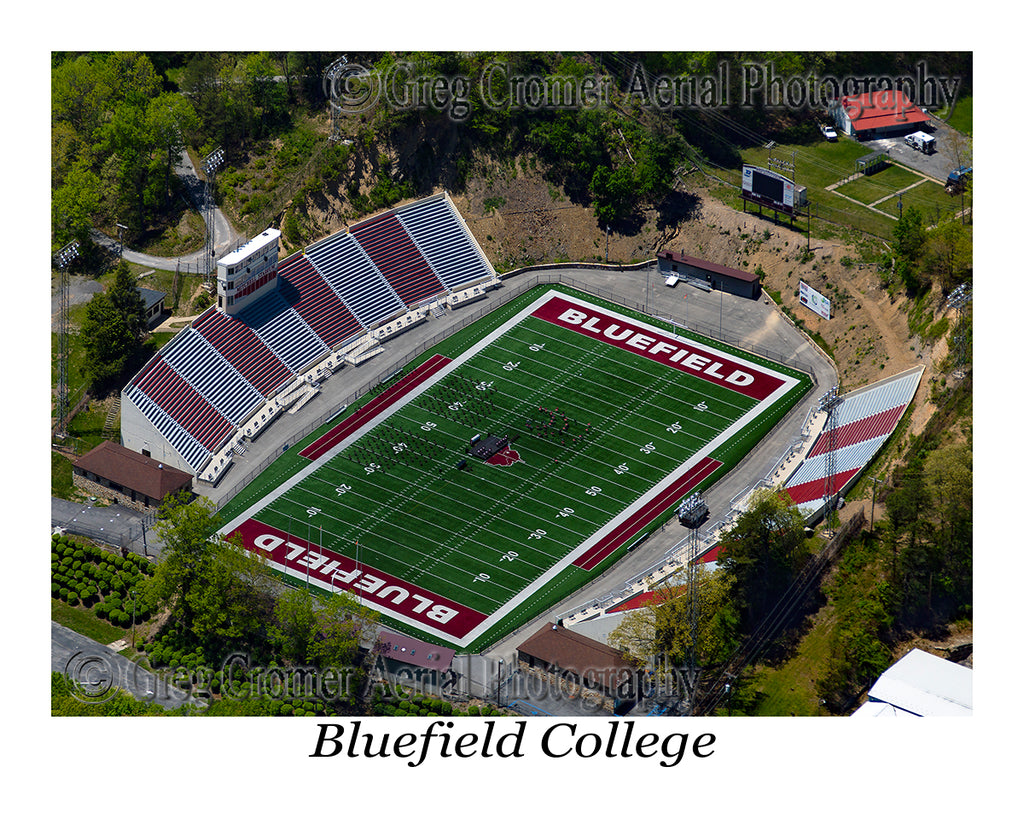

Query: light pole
left=201, top=147, right=225, bottom=289
left=53, top=240, right=80, bottom=441
left=130, top=589, right=137, bottom=650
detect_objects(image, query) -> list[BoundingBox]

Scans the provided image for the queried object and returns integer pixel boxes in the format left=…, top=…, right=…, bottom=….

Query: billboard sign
left=799, top=281, right=831, bottom=320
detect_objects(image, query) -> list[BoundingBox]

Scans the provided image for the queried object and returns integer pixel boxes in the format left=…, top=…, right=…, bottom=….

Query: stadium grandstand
left=120, top=192, right=499, bottom=481
left=783, top=366, right=924, bottom=521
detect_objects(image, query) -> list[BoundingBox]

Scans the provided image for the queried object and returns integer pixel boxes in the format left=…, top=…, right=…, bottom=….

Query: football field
left=220, top=287, right=811, bottom=651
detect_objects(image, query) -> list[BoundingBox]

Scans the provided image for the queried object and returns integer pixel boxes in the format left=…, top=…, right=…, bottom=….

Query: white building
left=852, top=648, right=972, bottom=717
left=216, top=228, right=281, bottom=315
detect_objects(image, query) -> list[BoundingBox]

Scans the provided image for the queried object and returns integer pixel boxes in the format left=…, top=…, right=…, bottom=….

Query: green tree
left=590, top=163, right=635, bottom=226
left=311, top=591, right=378, bottom=671
left=189, top=534, right=276, bottom=649
left=51, top=54, right=112, bottom=169
left=80, top=262, right=147, bottom=390
left=144, top=492, right=223, bottom=643
left=891, top=206, right=927, bottom=293
left=609, top=568, right=737, bottom=669
left=717, top=488, right=810, bottom=634
left=272, top=587, right=319, bottom=663
left=924, top=219, right=972, bottom=293
left=51, top=160, right=101, bottom=247
left=146, top=92, right=200, bottom=207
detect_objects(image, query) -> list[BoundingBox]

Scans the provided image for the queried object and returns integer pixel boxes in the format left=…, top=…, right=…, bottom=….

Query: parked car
left=820, top=123, right=838, bottom=142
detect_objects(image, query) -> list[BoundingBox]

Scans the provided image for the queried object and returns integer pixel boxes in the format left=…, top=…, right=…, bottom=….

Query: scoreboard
left=741, top=165, right=807, bottom=214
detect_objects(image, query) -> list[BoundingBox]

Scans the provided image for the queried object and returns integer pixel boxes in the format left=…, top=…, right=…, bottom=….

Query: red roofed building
left=832, top=89, right=930, bottom=140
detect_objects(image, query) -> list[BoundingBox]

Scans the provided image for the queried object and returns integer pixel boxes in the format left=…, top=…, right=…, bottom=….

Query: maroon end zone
left=228, top=518, right=487, bottom=641
left=299, top=354, right=452, bottom=461
left=572, top=456, right=722, bottom=571
left=532, top=295, right=785, bottom=401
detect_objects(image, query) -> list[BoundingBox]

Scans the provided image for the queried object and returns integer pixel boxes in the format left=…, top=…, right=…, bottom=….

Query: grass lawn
left=729, top=134, right=963, bottom=239
left=744, top=604, right=836, bottom=716
left=835, top=164, right=924, bottom=205
left=52, top=598, right=128, bottom=646
left=873, top=179, right=960, bottom=221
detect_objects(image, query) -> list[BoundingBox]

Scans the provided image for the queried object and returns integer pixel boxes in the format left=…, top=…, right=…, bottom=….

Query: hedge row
left=51, top=533, right=154, bottom=627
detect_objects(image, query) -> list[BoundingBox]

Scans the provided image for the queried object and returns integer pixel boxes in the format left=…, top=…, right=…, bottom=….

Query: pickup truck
left=946, top=166, right=972, bottom=193
left=819, top=123, right=838, bottom=142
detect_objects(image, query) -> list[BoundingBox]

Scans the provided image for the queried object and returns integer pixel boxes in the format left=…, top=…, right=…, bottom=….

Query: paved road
left=89, top=147, right=242, bottom=273
left=51, top=621, right=196, bottom=711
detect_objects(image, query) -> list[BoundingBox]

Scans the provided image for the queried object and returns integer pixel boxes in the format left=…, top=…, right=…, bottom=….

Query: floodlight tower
left=52, top=240, right=80, bottom=440
left=677, top=491, right=709, bottom=713
left=945, top=283, right=973, bottom=378
left=818, top=385, right=843, bottom=534
left=201, top=147, right=225, bottom=289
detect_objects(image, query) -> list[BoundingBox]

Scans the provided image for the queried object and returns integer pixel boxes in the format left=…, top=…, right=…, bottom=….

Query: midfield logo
left=487, top=447, right=522, bottom=467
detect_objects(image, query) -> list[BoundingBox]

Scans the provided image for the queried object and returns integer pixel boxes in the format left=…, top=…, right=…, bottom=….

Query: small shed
left=374, top=630, right=455, bottom=672
left=856, top=150, right=889, bottom=176
left=138, top=287, right=167, bottom=329
left=656, top=251, right=761, bottom=299
left=73, top=440, right=193, bottom=509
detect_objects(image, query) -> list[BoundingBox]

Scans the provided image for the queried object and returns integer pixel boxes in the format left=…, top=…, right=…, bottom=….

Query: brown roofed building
left=656, top=250, right=762, bottom=299
left=517, top=622, right=635, bottom=698
left=73, top=441, right=193, bottom=510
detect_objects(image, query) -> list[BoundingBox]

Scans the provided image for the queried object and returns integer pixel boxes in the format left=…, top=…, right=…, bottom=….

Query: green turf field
left=220, top=286, right=811, bottom=651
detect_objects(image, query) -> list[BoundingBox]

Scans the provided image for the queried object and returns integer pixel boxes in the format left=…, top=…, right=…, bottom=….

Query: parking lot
left=860, top=115, right=969, bottom=182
